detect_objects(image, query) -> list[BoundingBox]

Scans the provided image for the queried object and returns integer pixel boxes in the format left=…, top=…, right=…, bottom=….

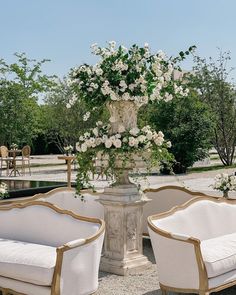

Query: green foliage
left=142, top=92, right=213, bottom=173
left=0, top=53, right=55, bottom=146
left=188, top=51, right=236, bottom=166
left=43, top=79, right=106, bottom=153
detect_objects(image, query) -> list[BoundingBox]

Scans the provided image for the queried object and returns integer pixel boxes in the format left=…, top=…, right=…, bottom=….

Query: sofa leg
left=199, top=292, right=210, bottom=295
left=160, top=287, right=167, bottom=295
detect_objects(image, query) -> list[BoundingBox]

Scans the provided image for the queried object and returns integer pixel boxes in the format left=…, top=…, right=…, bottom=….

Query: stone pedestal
left=98, top=184, right=151, bottom=275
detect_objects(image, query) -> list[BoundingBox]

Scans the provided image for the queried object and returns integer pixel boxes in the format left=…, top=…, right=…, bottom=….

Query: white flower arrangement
left=68, top=42, right=191, bottom=108
left=0, top=183, right=8, bottom=199
left=76, top=123, right=165, bottom=153
left=64, top=145, right=73, bottom=155
left=75, top=122, right=173, bottom=192
left=213, top=173, right=236, bottom=197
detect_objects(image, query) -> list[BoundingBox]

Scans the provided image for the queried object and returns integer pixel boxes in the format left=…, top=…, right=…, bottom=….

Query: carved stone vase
left=98, top=100, right=151, bottom=276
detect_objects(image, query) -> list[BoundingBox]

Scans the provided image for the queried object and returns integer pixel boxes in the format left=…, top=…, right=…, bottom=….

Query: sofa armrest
left=64, top=238, right=86, bottom=248
left=170, top=232, right=192, bottom=241
left=53, top=232, right=104, bottom=295
left=148, top=227, right=207, bottom=290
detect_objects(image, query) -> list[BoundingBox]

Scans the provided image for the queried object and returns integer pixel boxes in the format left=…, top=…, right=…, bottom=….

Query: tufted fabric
left=201, top=232, right=236, bottom=278
left=0, top=238, right=56, bottom=286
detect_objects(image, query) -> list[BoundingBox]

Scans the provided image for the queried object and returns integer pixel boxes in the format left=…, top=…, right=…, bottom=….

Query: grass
left=188, top=164, right=236, bottom=173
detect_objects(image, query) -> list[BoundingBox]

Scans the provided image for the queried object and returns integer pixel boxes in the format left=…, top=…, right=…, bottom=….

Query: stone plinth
left=98, top=185, right=151, bottom=275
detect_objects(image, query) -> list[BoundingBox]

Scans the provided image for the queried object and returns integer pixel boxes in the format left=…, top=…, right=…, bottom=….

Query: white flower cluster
left=213, top=173, right=236, bottom=192
left=0, top=182, right=8, bottom=198
left=83, top=111, right=91, bottom=122
left=66, top=94, right=77, bottom=109
left=64, top=145, right=73, bottom=151
left=76, top=124, right=169, bottom=153
left=68, top=41, right=190, bottom=108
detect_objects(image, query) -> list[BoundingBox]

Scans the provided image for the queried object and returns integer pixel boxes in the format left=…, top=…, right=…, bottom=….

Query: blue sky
left=1, top=0, right=236, bottom=79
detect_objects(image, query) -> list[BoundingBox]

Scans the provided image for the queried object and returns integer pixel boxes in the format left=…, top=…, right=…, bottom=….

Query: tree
left=43, top=79, right=106, bottom=153
left=141, top=92, right=213, bottom=173
left=0, top=53, right=55, bottom=146
left=189, top=51, right=236, bottom=166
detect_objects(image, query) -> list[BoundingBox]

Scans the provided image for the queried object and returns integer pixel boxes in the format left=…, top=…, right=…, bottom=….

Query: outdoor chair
left=17, top=145, right=31, bottom=175
left=0, top=146, right=12, bottom=176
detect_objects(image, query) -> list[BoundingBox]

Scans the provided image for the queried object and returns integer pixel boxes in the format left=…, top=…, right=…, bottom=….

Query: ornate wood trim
left=148, top=196, right=236, bottom=294
left=144, top=185, right=214, bottom=197
left=0, top=201, right=105, bottom=295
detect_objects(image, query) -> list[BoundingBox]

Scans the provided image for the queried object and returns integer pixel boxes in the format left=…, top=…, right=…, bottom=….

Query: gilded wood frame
left=148, top=196, right=236, bottom=294
left=0, top=201, right=105, bottom=295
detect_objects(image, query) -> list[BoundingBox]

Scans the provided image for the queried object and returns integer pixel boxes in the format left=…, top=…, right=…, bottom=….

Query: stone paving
left=1, top=154, right=236, bottom=196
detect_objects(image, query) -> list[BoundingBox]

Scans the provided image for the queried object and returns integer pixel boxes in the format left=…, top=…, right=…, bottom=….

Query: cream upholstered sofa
left=0, top=201, right=105, bottom=295
left=148, top=197, right=236, bottom=295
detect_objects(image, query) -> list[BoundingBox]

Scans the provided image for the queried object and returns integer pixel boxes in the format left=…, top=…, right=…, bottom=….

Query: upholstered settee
left=0, top=201, right=105, bottom=295
left=148, top=197, right=236, bottom=295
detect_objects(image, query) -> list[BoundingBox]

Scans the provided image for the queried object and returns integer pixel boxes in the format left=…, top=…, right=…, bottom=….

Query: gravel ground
left=96, top=240, right=236, bottom=295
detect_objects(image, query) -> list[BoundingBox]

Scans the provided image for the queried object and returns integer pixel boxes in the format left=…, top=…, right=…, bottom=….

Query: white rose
left=130, top=127, right=140, bottom=136
left=79, top=135, right=84, bottom=141
left=105, top=139, right=112, bottom=148
left=154, top=137, right=164, bottom=146
left=158, top=131, right=164, bottom=137
left=66, top=103, right=71, bottom=109
left=166, top=141, right=172, bottom=148
left=81, top=143, right=87, bottom=152
left=146, top=131, right=153, bottom=140
left=93, top=128, right=99, bottom=137
left=113, top=139, right=122, bottom=148
left=128, top=137, right=135, bottom=147
left=138, top=135, right=146, bottom=143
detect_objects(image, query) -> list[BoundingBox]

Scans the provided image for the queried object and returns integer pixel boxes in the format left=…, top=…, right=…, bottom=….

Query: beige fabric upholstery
left=60, top=232, right=105, bottom=295
left=201, top=232, right=236, bottom=278
left=0, top=202, right=105, bottom=295
left=0, top=238, right=56, bottom=286
left=38, top=190, right=104, bottom=220
left=0, top=205, right=100, bottom=247
left=154, top=200, right=236, bottom=240
left=0, top=276, right=51, bottom=295
left=143, top=187, right=200, bottom=234
left=149, top=228, right=199, bottom=289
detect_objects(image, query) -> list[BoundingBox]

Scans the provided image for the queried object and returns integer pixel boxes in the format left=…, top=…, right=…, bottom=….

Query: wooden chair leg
left=199, top=292, right=210, bottom=295
left=28, top=159, right=31, bottom=175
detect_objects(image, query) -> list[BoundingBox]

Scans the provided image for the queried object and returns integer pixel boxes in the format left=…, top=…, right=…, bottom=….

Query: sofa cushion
left=201, top=232, right=236, bottom=278
left=0, top=238, right=57, bottom=286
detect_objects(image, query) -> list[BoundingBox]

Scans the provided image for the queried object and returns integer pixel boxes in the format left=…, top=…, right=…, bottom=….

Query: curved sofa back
left=142, top=186, right=207, bottom=234
left=150, top=197, right=236, bottom=240
left=0, top=201, right=103, bottom=247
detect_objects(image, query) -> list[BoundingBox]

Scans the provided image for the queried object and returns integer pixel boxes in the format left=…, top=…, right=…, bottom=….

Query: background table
left=9, top=149, right=22, bottom=177
left=58, top=155, right=76, bottom=188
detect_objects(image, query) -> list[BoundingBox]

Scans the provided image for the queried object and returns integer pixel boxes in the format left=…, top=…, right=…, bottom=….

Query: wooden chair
left=0, top=146, right=12, bottom=176
left=19, top=145, right=31, bottom=175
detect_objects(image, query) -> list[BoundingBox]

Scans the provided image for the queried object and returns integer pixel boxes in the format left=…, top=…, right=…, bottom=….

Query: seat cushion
left=201, top=232, right=236, bottom=278
left=0, top=238, right=57, bottom=286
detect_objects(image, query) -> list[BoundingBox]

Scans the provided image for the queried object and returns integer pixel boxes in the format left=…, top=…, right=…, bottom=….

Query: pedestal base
left=100, top=254, right=152, bottom=276
left=98, top=184, right=151, bottom=276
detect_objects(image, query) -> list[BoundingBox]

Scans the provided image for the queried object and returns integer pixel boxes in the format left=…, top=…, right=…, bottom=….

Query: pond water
left=0, top=180, right=69, bottom=199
